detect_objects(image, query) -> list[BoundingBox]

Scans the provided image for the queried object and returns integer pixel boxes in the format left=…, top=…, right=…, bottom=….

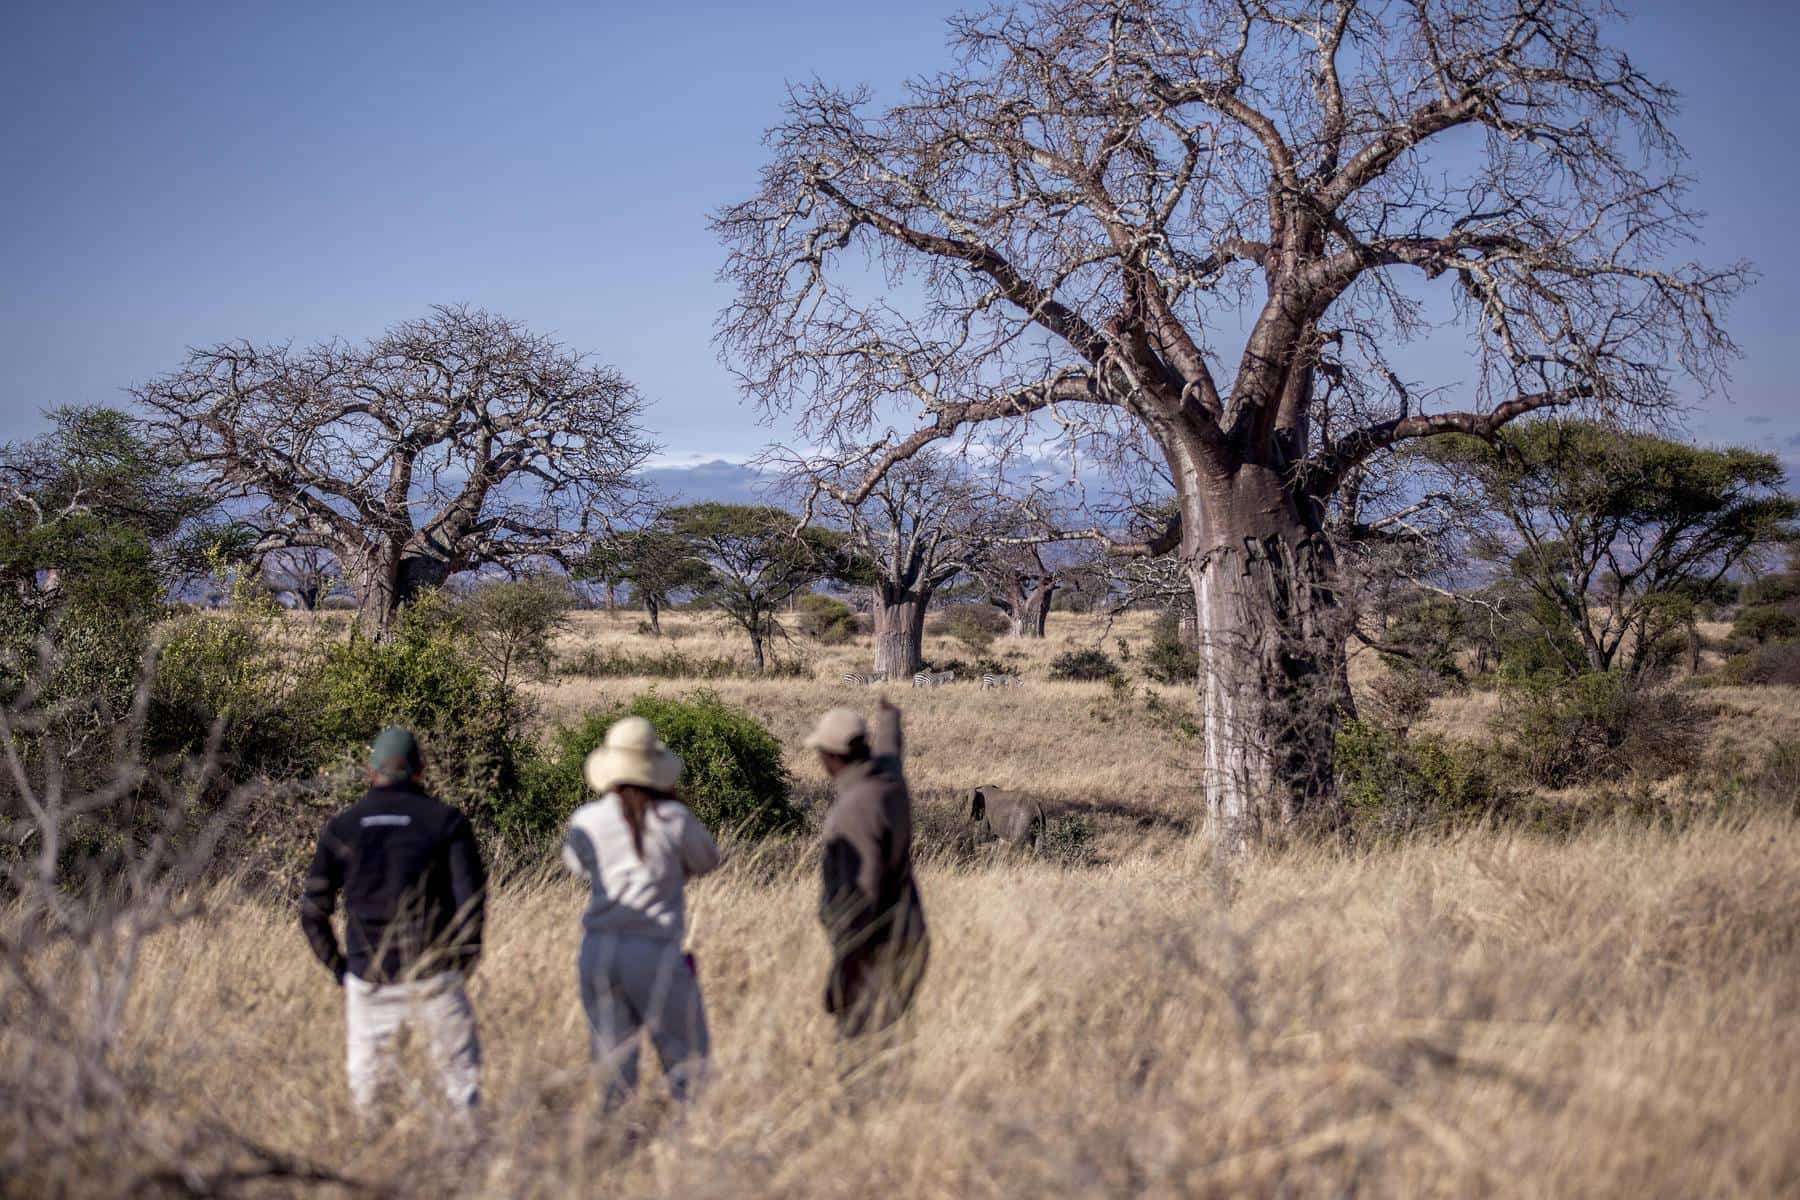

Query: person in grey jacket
left=805, top=698, right=929, bottom=1038
left=563, top=716, right=721, bottom=1108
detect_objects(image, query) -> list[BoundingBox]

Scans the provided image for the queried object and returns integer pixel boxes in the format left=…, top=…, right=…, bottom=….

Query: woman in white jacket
left=563, top=716, right=721, bottom=1107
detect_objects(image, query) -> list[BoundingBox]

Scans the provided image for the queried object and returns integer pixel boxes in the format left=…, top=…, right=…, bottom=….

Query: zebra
left=840, top=671, right=889, bottom=686
left=911, top=669, right=955, bottom=689
left=979, top=673, right=1021, bottom=690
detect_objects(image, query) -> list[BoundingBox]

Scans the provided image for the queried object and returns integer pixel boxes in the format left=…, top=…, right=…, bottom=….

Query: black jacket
left=299, top=782, right=486, bottom=984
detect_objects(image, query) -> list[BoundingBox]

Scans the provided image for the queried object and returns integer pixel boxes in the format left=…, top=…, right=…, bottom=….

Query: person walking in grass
left=805, top=697, right=930, bottom=1038
left=564, top=716, right=721, bottom=1109
left=300, top=727, right=486, bottom=1114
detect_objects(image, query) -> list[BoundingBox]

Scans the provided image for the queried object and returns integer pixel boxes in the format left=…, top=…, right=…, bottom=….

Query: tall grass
left=3, top=814, right=1795, bottom=1195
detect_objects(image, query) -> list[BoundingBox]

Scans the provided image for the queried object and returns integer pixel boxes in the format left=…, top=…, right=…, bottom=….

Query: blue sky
left=3, top=0, right=1795, bottom=470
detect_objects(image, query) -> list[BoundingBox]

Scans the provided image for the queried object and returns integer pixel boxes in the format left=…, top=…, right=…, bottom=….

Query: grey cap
left=368, top=726, right=423, bottom=778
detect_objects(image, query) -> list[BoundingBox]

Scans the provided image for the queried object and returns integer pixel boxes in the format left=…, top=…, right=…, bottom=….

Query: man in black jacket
left=300, top=727, right=486, bottom=1113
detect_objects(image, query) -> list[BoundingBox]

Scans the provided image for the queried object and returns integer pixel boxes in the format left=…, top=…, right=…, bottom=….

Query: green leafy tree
left=0, top=408, right=232, bottom=760
left=459, top=573, right=575, bottom=685
left=1430, top=422, right=1796, bottom=678
left=574, top=524, right=711, bottom=635
left=664, top=503, right=843, bottom=672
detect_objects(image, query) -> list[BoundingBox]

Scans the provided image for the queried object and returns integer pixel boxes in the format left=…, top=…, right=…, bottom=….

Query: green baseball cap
left=368, top=726, right=423, bottom=778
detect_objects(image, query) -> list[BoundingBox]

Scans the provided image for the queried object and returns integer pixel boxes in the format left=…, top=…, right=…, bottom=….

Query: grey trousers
left=343, top=970, right=481, bottom=1113
left=577, top=932, right=709, bottom=1108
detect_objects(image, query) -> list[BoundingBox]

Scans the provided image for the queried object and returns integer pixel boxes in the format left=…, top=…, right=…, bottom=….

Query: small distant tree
left=136, top=306, right=652, bottom=638
left=666, top=503, right=843, bottom=672
left=574, top=524, right=710, bottom=635
left=260, top=546, right=340, bottom=611
left=459, top=573, right=575, bottom=686
left=1429, top=421, right=1796, bottom=678
left=791, top=452, right=996, bottom=677
left=975, top=542, right=1062, bottom=640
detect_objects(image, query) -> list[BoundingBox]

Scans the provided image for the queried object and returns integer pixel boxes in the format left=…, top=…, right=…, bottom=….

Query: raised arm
left=871, top=697, right=904, bottom=766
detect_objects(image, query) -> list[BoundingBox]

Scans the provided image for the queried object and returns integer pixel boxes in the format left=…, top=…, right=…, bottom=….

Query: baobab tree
left=790, top=451, right=996, bottom=677
left=716, top=0, right=1743, bottom=843
left=259, top=546, right=340, bottom=611
left=136, top=306, right=651, bottom=636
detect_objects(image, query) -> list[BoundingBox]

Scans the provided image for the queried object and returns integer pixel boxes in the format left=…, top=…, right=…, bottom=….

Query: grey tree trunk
left=354, top=546, right=452, bottom=639
left=644, top=594, right=662, bottom=635
left=1018, top=584, right=1053, bottom=638
left=1182, top=466, right=1347, bottom=855
left=873, top=584, right=932, bottom=678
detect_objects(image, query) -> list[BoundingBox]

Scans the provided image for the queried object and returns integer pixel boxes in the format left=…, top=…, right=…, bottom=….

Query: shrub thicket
left=1141, top=610, right=1199, bottom=684
left=1334, top=719, right=1518, bottom=840
left=1493, top=671, right=1703, bottom=788
left=1731, top=605, right=1800, bottom=646
left=794, top=594, right=859, bottom=644
left=524, top=690, right=800, bottom=839
left=310, top=594, right=536, bottom=836
left=149, top=588, right=313, bottom=775
left=934, top=603, right=1009, bottom=653
left=458, top=574, right=573, bottom=684
left=1048, top=647, right=1122, bottom=682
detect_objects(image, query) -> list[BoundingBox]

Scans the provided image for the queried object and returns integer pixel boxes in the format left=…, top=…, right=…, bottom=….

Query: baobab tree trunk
left=1017, top=584, right=1053, bottom=638
left=994, top=580, right=1054, bottom=638
left=1182, top=466, right=1348, bottom=854
left=355, top=546, right=453, bottom=639
left=872, top=583, right=931, bottom=678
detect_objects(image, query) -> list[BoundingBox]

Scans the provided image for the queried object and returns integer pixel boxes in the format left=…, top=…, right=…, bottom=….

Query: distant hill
left=641, top=458, right=776, bottom=506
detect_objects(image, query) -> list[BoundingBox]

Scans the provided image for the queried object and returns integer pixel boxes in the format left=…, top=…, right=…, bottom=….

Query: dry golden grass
left=11, top=609, right=1800, bottom=1196
left=60, top=814, right=1800, bottom=1197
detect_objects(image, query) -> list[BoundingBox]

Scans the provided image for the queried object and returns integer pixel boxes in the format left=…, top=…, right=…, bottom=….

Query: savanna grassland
left=11, top=610, right=1800, bottom=1197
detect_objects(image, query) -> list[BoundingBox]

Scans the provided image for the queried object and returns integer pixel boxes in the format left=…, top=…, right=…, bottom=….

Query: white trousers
left=344, top=970, right=481, bottom=1112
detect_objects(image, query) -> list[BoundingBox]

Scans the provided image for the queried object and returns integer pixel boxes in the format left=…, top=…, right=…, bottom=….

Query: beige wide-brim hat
left=584, top=715, right=683, bottom=795
left=803, top=706, right=867, bottom=756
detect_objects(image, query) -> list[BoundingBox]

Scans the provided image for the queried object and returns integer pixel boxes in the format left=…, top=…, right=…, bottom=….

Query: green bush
left=1731, top=605, right=1800, bottom=646
left=1141, top=627, right=1199, bottom=685
left=1740, top=573, right=1800, bottom=609
left=1493, top=671, right=1703, bottom=788
left=1048, top=647, right=1122, bottom=682
left=523, top=690, right=800, bottom=839
left=1725, top=641, right=1800, bottom=687
left=458, top=573, right=573, bottom=684
left=311, top=594, right=536, bottom=837
left=148, top=591, right=312, bottom=774
left=1334, top=719, right=1518, bottom=840
left=795, top=594, right=859, bottom=645
left=935, top=603, right=1008, bottom=653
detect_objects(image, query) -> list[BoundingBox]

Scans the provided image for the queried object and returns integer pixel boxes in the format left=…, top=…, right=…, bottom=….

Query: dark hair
left=617, top=784, right=676, bottom=859
left=841, top=734, right=871, bottom=764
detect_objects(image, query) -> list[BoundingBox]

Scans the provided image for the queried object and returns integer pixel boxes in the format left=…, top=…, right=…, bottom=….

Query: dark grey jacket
left=818, top=706, right=928, bottom=1002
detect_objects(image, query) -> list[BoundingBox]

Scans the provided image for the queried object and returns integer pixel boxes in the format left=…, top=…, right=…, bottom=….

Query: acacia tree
left=1429, top=421, right=1795, bottom=678
left=791, top=452, right=996, bottom=676
left=717, top=0, right=1742, bottom=841
left=573, top=523, right=711, bottom=634
left=136, top=306, right=651, bottom=637
left=667, top=503, right=843, bottom=672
